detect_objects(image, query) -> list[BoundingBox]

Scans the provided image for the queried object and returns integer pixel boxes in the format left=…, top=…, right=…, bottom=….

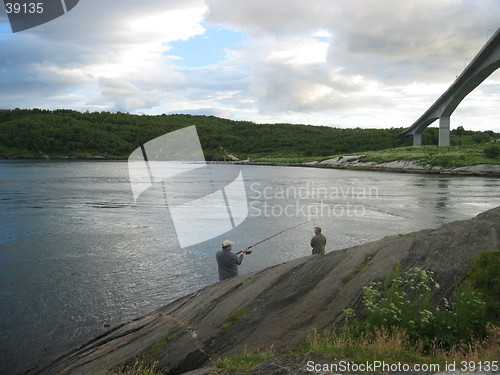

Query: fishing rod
left=237, top=220, right=311, bottom=254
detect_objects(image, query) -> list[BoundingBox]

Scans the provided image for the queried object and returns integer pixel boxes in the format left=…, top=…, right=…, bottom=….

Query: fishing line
left=236, top=220, right=311, bottom=254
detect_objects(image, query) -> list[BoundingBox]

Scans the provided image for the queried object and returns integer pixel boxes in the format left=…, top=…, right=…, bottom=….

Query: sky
left=0, top=0, right=499, bottom=131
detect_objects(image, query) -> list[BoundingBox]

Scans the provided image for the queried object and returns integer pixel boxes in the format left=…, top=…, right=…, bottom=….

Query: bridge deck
left=403, top=28, right=500, bottom=146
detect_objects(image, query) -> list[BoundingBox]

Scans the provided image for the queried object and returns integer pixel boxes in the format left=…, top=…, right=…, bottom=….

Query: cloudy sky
left=0, top=0, right=499, bottom=131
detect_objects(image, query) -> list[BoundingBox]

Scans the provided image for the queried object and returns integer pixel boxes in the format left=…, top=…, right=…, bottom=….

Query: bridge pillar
left=413, top=132, right=422, bottom=146
left=439, top=116, right=450, bottom=146
left=403, top=28, right=499, bottom=146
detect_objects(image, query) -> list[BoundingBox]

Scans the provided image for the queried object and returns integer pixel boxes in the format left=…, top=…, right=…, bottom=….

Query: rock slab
left=32, top=207, right=500, bottom=375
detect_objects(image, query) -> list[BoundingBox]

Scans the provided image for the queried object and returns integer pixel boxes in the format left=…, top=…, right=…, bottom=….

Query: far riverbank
left=308, top=156, right=500, bottom=177
left=2, top=154, right=500, bottom=177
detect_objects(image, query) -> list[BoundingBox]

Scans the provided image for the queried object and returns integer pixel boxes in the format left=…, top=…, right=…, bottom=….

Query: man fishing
left=216, top=240, right=249, bottom=281
left=216, top=221, right=311, bottom=280
left=311, top=226, right=326, bottom=255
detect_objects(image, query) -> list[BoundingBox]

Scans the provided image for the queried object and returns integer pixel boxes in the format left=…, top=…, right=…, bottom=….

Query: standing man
left=310, top=227, right=326, bottom=255
left=216, top=240, right=249, bottom=281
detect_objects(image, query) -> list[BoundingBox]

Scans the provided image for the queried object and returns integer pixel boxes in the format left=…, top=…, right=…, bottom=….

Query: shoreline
left=309, top=156, right=500, bottom=177
left=33, top=206, right=500, bottom=375
left=214, top=157, right=500, bottom=177
left=2, top=154, right=500, bottom=177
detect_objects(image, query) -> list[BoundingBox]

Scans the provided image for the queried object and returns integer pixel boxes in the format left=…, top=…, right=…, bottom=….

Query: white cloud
left=0, top=0, right=209, bottom=112
left=202, top=0, right=500, bottom=129
left=265, top=37, right=328, bottom=65
left=0, top=0, right=498, bottom=131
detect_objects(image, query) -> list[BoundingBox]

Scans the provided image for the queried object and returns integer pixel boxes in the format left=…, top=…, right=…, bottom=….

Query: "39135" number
left=5, top=2, right=44, bottom=14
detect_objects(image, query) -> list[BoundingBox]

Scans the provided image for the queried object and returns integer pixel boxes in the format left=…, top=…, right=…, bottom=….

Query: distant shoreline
left=2, top=154, right=500, bottom=177
left=236, top=160, right=500, bottom=177
left=0, top=154, right=122, bottom=161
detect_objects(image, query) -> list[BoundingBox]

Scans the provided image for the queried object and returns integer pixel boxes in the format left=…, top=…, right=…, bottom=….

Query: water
left=1, top=160, right=499, bottom=373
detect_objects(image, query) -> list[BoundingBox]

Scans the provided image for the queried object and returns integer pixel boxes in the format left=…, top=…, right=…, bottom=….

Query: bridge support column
left=439, top=116, right=450, bottom=146
left=413, top=132, right=422, bottom=146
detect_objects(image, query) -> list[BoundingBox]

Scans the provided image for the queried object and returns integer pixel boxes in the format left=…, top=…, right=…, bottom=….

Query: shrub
left=357, top=265, right=488, bottom=349
left=483, top=145, right=500, bottom=159
left=432, top=287, right=488, bottom=347
left=467, top=250, right=500, bottom=324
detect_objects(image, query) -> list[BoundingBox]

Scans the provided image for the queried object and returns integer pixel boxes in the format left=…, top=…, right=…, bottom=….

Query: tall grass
left=304, top=324, right=500, bottom=365
left=215, top=349, right=275, bottom=373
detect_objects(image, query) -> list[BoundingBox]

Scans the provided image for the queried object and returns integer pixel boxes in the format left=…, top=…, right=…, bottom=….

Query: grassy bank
left=254, top=143, right=500, bottom=169
left=360, top=144, right=500, bottom=167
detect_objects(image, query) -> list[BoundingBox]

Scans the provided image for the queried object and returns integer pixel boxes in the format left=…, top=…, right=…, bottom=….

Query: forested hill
left=0, top=109, right=496, bottom=160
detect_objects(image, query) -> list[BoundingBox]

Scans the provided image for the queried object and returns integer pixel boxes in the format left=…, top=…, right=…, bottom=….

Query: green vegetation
left=342, top=253, right=374, bottom=285
left=356, top=265, right=488, bottom=349
left=359, top=144, right=500, bottom=167
left=215, top=253, right=499, bottom=373
left=215, top=351, right=275, bottom=373
left=222, top=307, right=250, bottom=329
left=2, top=109, right=498, bottom=163
left=484, top=145, right=500, bottom=159
left=467, top=250, right=500, bottom=325
left=303, top=327, right=443, bottom=366
left=148, top=334, right=170, bottom=357
left=301, top=324, right=500, bottom=367
left=0, top=109, right=411, bottom=159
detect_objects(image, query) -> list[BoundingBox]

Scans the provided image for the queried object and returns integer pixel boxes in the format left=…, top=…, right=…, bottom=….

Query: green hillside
left=0, top=109, right=498, bottom=161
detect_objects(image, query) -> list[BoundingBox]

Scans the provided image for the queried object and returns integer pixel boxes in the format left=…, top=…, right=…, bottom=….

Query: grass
left=251, top=143, right=500, bottom=168
left=213, top=325, right=500, bottom=374
left=342, top=253, right=374, bottom=285
left=148, top=334, right=170, bottom=357
left=359, top=144, right=500, bottom=167
left=214, top=350, right=276, bottom=373
left=222, top=307, right=250, bottom=329
left=302, top=327, right=438, bottom=365
left=301, top=324, right=500, bottom=365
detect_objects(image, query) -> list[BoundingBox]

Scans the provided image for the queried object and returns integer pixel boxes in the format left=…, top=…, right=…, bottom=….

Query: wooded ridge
left=1, top=109, right=497, bottom=160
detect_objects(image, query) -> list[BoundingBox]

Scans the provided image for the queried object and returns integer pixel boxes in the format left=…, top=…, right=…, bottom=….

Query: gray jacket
left=216, top=250, right=244, bottom=281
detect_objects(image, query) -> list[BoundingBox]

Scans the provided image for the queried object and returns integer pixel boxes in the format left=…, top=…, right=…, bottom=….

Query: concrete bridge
left=403, top=28, right=500, bottom=146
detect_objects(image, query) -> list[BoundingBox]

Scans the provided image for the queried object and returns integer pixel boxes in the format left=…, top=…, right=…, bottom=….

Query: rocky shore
left=31, top=206, right=500, bottom=375
left=213, top=156, right=500, bottom=177
left=305, top=155, right=500, bottom=177
left=3, top=153, right=500, bottom=176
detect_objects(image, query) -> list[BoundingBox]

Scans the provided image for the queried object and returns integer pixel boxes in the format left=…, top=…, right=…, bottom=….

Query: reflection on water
left=1, top=160, right=500, bottom=373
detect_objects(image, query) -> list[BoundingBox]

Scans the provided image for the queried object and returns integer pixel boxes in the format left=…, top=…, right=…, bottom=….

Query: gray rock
left=33, top=206, right=500, bottom=375
left=315, top=156, right=500, bottom=176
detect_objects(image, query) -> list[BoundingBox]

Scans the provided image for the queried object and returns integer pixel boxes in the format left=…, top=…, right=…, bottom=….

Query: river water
left=1, top=160, right=499, bottom=373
